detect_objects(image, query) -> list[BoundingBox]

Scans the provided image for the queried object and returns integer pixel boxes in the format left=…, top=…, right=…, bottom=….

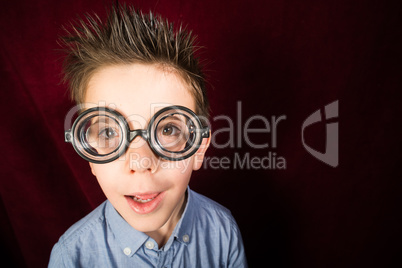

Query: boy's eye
left=162, top=124, right=181, bottom=136
left=85, top=120, right=121, bottom=154
left=99, top=127, right=119, bottom=139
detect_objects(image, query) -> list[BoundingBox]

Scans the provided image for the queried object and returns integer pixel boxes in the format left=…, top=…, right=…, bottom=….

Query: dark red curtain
left=1, top=0, right=400, bottom=267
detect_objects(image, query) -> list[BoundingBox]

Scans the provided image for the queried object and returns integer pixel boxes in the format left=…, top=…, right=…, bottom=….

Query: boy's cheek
left=89, top=162, right=114, bottom=177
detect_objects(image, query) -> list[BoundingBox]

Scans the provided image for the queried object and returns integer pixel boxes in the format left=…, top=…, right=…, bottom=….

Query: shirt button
left=145, top=241, right=154, bottom=249
left=123, top=247, right=131, bottom=256
left=182, top=234, right=190, bottom=243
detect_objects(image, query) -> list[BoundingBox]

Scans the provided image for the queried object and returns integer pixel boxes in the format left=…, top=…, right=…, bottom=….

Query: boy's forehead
left=83, top=63, right=196, bottom=120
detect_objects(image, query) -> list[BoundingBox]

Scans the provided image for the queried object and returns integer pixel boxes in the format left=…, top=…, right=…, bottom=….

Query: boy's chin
left=126, top=211, right=171, bottom=233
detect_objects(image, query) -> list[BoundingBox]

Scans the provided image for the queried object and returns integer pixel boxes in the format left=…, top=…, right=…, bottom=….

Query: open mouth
left=132, top=193, right=159, bottom=203
left=125, top=192, right=165, bottom=214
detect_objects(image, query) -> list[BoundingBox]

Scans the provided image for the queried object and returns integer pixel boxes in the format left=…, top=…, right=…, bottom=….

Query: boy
left=49, top=3, right=247, bottom=267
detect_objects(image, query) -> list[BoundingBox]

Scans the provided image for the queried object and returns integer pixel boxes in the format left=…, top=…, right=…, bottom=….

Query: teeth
left=132, top=196, right=156, bottom=203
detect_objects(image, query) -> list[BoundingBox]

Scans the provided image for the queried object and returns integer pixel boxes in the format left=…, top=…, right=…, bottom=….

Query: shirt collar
left=105, top=186, right=196, bottom=255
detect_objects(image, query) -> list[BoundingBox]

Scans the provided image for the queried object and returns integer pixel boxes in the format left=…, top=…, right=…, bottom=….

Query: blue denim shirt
left=48, top=188, right=247, bottom=267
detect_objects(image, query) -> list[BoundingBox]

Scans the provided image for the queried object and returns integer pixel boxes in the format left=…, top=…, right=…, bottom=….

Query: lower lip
left=125, top=192, right=165, bottom=215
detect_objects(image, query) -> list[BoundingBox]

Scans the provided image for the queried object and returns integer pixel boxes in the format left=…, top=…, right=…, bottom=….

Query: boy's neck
left=145, top=191, right=188, bottom=248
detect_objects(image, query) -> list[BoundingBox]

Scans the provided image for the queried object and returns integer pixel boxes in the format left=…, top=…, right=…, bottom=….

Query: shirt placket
left=156, top=244, right=174, bottom=268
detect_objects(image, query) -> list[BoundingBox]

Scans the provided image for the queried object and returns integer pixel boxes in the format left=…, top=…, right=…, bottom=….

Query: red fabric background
left=1, top=0, right=400, bottom=267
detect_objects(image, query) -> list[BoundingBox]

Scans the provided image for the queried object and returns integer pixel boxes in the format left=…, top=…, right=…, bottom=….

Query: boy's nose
left=126, top=136, right=157, bottom=173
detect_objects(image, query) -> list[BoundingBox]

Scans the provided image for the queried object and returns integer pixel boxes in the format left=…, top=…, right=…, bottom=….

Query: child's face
left=84, top=64, right=208, bottom=233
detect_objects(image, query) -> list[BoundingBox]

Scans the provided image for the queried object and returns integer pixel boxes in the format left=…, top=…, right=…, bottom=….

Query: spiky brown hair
left=59, top=3, right=209, bottom=118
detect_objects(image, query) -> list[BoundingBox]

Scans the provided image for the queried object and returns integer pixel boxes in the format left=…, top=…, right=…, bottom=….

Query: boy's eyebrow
left=90, top=116, right=115, bottom=125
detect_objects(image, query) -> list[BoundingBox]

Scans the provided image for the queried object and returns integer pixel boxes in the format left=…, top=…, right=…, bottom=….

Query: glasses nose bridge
left=129, top=129, right=149, bottom=143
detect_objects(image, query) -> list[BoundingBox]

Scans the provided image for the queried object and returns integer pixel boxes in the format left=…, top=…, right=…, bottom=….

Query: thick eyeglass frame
left=64, top=105, right=210, bottom=164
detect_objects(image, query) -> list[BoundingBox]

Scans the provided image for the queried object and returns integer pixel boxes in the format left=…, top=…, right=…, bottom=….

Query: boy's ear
left=89, top=162, right=97, bottom=176
left=192, top=131, right=211, bottom=171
